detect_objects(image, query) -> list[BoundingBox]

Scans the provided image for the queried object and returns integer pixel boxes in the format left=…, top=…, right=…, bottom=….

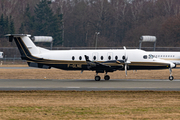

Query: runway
left=0, top=67, right=37, bottom=69
left=0, top=79, right=180, bottom=91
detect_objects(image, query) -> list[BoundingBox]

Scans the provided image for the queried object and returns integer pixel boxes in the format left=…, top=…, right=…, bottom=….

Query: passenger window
left=72, top=56, right=75, bottom=60
left=115, top=56, right=118, bottom=60
left=108, top=56, right=111, bottom=60
left=100, top=56, right=103, bottom=60
left=93, top=56, right=96, bottom=60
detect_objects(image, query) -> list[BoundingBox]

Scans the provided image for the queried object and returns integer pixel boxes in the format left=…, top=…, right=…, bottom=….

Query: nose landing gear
left=169, top=68, right=174, bottom=81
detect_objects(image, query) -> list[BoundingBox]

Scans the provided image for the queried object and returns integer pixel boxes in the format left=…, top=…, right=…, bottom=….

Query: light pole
left=95, top=32, right=100, bottom=49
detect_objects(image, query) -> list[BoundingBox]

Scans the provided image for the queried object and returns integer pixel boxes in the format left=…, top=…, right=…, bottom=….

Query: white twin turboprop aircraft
left=5, top=34, right=177, bottom=81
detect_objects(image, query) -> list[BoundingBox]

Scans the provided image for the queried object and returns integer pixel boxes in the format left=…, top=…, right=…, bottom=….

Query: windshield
left=143, top=54, right=154, bottom=59
left=149, top=54, right=154, bottom=59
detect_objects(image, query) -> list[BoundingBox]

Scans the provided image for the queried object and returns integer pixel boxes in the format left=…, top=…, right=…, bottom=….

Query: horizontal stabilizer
left=5, top=34, right=31, bottom=37
left=5, top=34, right=31, bottom=42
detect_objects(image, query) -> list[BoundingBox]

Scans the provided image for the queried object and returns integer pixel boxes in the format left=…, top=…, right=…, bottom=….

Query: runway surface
left=0, top=67, right=37, bottom=69
left=0, top=79, right=180, bottom=91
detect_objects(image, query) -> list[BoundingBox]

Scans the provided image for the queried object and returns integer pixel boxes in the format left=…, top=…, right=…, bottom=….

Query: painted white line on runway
left=66, top=87, right=80, bottom=88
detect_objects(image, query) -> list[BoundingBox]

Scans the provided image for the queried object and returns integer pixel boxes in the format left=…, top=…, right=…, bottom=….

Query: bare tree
left=163, top=0, right=173, bottom=16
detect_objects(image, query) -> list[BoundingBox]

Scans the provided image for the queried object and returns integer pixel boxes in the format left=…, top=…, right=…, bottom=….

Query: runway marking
left=66, top=87, right=80, bottom=88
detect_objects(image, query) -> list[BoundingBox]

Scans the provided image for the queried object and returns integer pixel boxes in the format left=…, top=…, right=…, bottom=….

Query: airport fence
left=0, top=47, right=180, bottom=65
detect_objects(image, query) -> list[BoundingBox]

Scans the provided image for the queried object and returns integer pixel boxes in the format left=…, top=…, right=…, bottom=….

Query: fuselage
left=34, top=49, right=174, bottom=71
left=148, top=51, right=180, bottom=65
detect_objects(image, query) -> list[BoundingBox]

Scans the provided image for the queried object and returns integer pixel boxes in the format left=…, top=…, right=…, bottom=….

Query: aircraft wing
left=84, top=55, right=124, bottom=70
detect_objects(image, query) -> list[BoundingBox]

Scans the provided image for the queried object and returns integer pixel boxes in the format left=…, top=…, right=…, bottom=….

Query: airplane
left=0, top=52, right=3, bottom=58
left=5, top=34, right=176, bottom=81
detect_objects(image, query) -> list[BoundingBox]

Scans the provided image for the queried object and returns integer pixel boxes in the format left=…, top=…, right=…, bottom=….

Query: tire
left=95, top=76, right=101, bottom=81
left=169, top=76, right=174, bottom=81
left=104, top=75, right=110, bottom=80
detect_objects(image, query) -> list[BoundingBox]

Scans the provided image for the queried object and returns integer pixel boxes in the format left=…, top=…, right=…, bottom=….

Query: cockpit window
left=143, top=55, right=147, bottom=59
left=143, top=54, right=154, bottom=59
left=149, top=54, right=154, bottom=59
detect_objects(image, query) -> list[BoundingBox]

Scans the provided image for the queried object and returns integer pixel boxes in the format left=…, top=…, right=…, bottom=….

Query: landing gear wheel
left=104, top=75, right=110, bottom=80
left=169, top=76, right=174, bottom=81
left=95, top=76, right=101, bottom=81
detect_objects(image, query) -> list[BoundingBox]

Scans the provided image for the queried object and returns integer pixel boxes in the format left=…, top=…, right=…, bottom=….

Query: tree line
left=1, top=0, right=180, bottom=47
left=0, top=14, right=15, bottom=38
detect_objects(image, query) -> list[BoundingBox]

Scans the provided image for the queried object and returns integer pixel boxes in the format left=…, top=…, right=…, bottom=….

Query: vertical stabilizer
left=5, top=34, right=40, bottom=60
left=20, top=35, right=39, bottom=55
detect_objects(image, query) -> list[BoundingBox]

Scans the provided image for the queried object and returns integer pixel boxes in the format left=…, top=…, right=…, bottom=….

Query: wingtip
left=84, top=55, right=89, bottom=61
left=4, top=34, right=12, bottom=37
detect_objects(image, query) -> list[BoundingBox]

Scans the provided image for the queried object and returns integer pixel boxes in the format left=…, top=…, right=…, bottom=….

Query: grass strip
left=0, top=91, right=180, bottom=119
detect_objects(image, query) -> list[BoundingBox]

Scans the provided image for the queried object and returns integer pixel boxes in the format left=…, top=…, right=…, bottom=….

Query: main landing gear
left=95, top=73, right=110, bottom=81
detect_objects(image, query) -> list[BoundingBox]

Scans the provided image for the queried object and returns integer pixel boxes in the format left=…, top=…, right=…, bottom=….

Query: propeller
left=122, top=46, right=128, bottom=76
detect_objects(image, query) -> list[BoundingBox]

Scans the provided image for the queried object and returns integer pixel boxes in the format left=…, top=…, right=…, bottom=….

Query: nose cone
left=156, top=58, right=176, bottom=68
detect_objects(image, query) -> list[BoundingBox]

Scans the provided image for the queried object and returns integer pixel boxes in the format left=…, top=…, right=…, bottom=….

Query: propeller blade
left=123, top=46, right=126, bottom=52
left=123, top=46, right=128, bottom=76
left=125, top=64, right=127, bottom=76
left=123, top=46, right=126, bottom=61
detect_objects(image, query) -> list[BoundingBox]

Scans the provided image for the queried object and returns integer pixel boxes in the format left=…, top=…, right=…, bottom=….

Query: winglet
left=84, top=55, right=90, bottom=62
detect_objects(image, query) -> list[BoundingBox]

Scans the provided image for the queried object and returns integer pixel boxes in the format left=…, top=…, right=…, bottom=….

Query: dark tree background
left=1, top=0, right=180, bottom=47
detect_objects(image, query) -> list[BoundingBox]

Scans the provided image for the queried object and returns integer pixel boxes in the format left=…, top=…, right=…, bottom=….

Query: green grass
left=0, top=91, right=180, bottom=120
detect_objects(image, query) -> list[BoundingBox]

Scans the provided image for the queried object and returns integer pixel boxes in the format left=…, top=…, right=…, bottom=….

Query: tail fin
left=5, top=34, right=41, bottom=60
